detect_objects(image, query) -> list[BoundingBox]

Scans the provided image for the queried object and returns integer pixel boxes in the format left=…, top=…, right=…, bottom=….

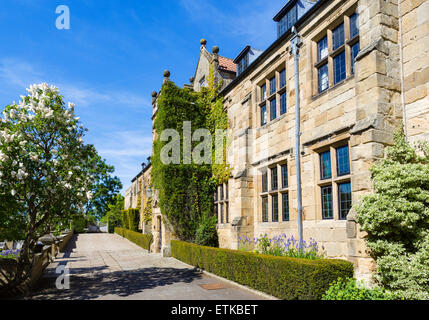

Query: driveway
left=27, top=233, right=268, bottom=300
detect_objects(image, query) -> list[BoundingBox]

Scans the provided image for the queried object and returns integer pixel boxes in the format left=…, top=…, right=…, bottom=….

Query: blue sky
left=0, top=0, right=286, bottom=193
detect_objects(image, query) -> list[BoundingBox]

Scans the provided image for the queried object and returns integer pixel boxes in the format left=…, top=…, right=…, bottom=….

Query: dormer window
left=278, top=4, right=297, bottom=37
left=274, top=1, right=317, bottom=39
left=237, top=54, right=249, bottom=76
left=234, top=46, right=263, bottom=76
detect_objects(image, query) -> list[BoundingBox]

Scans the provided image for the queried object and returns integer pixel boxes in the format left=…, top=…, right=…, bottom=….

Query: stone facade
left=192, top=39, right=236, bottom=91
left=401, top=0, right=429, bottom=142
left=216, top=0, right=429, bottom=281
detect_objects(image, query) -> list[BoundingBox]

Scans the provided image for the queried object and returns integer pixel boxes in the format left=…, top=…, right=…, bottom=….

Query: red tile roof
left=218, top=56, right=236, bottom=73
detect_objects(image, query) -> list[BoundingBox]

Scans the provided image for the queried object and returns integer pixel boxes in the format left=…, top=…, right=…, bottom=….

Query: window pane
left=220, top=185, right=224, bottom=200
left=225, top=182, right=229, bottom=200
left=318, top=63, right=329, bottom=93
left=262, top=197, right=268, bottom=222
left=261, top=85, right=266, bottom=101
left=338, top=182, right=352, bottom=220
left=320, top=151, right=332, bottom=180
left=280, top=69, right=286, bottom=88
left=214, top=204, right=218, bottom=220
left=225, top=202, right=229, bottom=223
left=321, top=185, right=333, bottom=219
left=351, top=41, right=360, bottom=74
left=334, top=51, right=346, bottom=84
left=270, top=77, right=276, bottom=95
left=271, top=167, right=278, bottom=191
left=261, top=104, right=267, bottom=126
left=282, top=193, right=290, bottom=221
left=220, top=203, right=224, bottom=223
left=280, top=93, right=287, bottom=115
left=281, top=164, right=288, bottom=188
left=287, top=5, right=297, bottom=30
left=318, top=36, right=328, bottom=61
left=333, top=23, right=345, bottom=50
left=336, top=145, right=351, bottom=176
left=262, top=171, right=268, bottom=193
left=270, top=99, right=277, bottom=121
left=350, top=13, right=359, bottom=38
left=272, top=195, right=279, bottom=222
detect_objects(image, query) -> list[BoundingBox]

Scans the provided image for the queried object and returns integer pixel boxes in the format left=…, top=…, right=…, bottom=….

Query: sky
left=0, top=0, right=287, bottom=193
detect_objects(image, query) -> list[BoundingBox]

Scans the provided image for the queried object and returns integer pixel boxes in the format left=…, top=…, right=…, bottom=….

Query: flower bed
left=0, top=249, right=21, bottom=260
left=239, top=233, right=325, bottom=260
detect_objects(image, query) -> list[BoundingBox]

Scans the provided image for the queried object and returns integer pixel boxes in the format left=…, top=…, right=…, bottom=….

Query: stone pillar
left=348, top=0, right=403, bottom=281
left=212, top=46, right=220, bottom=86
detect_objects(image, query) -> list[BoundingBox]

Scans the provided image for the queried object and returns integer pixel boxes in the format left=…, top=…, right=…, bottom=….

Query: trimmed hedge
left=120, top=209, right=140, bottom=232
left=171, top=240, right=354, bottom=300
left=115, top=227, right=153, bottom=251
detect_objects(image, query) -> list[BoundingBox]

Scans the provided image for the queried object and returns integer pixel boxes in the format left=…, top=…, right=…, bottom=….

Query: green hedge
left=115, top=227, right=153, bottom=251
left=171, top=240, right=354, bottom=300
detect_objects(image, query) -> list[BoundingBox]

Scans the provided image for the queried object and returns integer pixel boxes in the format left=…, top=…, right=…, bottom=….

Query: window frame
left=320, top=150, right=332, bottom=180
left=270, top=98, right=277, bottom=121
left=313, top=12, right=360, bottom=96
left=336, top=145, right=351, bottom=177
left=215, top=183, right=229, bottom=225
left=338, top=181, right=352, bottom=220
left=321, top=185, right=334, bottom=220
left=261, top=104, right=267, bottom=126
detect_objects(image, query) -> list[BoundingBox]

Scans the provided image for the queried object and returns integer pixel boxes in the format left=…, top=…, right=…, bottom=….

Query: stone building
left=149, top=43, right=237, bottom=254
left=124, top=161, right=152, bottom=232
left=191, top=39, right=236, bottom=91
left=215, top=0, right=429, bottom=281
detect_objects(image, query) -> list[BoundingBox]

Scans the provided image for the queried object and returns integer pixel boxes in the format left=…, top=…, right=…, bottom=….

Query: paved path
left=27, top=233, right=268, bottom=300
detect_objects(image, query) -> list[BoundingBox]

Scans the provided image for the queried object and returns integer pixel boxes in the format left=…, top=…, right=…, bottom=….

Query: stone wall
left=219, top=0, right=419, bottom=281
left=401, top=0, right=429, bottom=142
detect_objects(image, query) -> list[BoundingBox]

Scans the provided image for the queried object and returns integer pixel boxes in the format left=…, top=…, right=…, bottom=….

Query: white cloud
left=0, top=58, right=150, bottom=108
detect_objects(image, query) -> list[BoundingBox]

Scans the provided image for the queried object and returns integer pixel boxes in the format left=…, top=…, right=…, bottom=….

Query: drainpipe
left=291, top=26, right=304, bottom=248
left=398, top=0, right=408, bottom=140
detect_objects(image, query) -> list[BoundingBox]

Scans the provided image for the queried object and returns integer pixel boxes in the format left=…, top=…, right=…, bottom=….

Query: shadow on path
left=24, top=233, right=203, bottom=300
left=27, top=267, right=202, bottom=300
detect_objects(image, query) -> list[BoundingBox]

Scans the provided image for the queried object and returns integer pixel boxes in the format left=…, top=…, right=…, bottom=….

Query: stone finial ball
left=190, top=77, right=195, bottom=83
left=163, top=70, right=170, bottom=78
left=200, top=38, right=207, bottom=46
left=151, top=91, right=157, bottom=97
left=212, top=46, right=219, bottom=54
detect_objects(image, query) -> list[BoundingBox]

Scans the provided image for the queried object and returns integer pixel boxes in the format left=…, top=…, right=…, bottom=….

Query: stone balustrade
left=0, top=230, right=74, bottom=295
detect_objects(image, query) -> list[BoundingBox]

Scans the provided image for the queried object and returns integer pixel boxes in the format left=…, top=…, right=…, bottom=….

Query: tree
left=355, top=129, right=429, bottom=300
left=100, top=194, right=124, bottom=233
left=0, top=83, right=97, bottom=295
left=85, top=154, right=122, bottom=221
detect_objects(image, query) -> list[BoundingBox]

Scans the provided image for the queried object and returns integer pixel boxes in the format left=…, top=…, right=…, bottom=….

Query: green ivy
left=152, top=65, right=230, bottom=246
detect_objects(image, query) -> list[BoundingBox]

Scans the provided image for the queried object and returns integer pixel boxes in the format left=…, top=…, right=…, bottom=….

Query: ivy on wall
left=152, top=64, right=230, bottom=246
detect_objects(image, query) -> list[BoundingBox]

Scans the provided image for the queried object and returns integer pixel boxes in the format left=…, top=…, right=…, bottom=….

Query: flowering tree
left=0, top=83, right=97, bottom=294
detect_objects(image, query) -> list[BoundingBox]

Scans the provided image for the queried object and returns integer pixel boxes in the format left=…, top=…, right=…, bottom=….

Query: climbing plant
left=152, top=65, right=229, bottom=246
left=142, top=196, right=153, bottom=225
left=198, top=63, right=231, bottom=185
